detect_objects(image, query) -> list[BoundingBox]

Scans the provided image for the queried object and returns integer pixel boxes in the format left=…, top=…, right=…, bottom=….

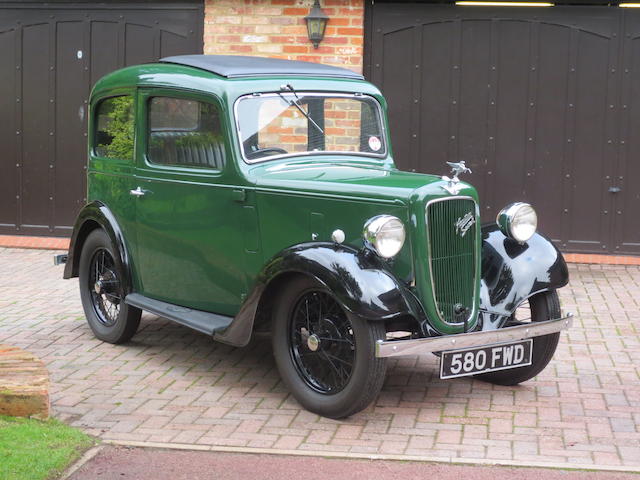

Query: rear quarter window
left=93, top=96, right=135, bottom=160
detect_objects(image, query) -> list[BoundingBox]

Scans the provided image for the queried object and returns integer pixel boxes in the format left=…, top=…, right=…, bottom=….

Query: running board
left=125, top=293, right=232, bottom=336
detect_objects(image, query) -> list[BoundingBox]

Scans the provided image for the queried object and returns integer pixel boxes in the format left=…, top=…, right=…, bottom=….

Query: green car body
left=63, top=55, right=572, bottom=418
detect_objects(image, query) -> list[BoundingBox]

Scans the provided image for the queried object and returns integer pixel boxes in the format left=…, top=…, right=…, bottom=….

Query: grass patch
left=0, top=415, right=94, bottom=480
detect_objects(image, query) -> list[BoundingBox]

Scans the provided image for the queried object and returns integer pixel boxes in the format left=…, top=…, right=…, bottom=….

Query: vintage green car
left=59, top=55, right=573, bottom=418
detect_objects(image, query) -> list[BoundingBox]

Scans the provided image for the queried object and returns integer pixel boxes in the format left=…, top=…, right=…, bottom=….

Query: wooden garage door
left=0, top=2, right=203, bottom=237
left=365, top=3, right=640, bottom=255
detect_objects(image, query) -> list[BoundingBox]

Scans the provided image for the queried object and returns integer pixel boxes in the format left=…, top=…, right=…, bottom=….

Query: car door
left=132, top=89, right=247, bottom=316
left=88, top=92, right=138, bottom=259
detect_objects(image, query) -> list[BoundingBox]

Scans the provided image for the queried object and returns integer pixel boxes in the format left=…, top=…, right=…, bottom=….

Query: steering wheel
left=246, top=147, right=288, bottom=160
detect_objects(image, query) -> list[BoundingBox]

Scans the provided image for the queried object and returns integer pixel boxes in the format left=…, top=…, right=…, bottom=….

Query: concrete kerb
left=60, top=446, right=104, bottom=480
left=103, top=440, right=640, bottom=474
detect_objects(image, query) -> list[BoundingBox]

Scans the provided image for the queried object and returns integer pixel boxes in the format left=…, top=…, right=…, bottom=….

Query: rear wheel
left=271, top=276, right=387, bottom=418
left=79, top=229, right=141, bottom=344
left=475, top=290, right=561, bottom=385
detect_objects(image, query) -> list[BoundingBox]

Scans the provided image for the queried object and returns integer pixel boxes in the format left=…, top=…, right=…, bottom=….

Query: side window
left=94, top=96, right=135, bottom=160
left=147, top=97, right=226, bottom=170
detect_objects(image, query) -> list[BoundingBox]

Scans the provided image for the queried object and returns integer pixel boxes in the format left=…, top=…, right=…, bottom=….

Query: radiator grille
left=426, top=198, right=477, bottom=324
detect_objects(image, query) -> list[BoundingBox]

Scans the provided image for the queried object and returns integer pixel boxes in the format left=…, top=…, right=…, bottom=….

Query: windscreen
left=236, top=93, right=386, bottom=162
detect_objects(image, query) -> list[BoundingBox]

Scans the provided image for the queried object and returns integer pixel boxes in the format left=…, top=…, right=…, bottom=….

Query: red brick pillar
left=204, top=0, right=365, bottom=74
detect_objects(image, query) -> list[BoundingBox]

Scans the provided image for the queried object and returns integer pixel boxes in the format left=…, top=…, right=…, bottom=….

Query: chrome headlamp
left=496, top=202, right=537, bottom=243
left=363, top=215, right=406, bottom=259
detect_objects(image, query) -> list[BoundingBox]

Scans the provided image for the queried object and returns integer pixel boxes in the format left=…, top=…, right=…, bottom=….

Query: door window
left=147, top=97, right=226, bottom=170
left=94, top=96, right=135, bottom=160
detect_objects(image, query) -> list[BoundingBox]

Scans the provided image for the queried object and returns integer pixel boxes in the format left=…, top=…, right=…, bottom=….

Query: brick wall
left=203, top=0, right=365, bottom=74
left=252, top=97, right=370, bottom=153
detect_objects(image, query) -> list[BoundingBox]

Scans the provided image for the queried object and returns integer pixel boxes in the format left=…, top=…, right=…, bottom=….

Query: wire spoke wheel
left=88, top=248, right=122, bottom=327
left=272, top=276, right=387, bottom=418
left=504, top=299, right=533, bottom=327
left=79, top=229, right=141, bottom=344
left=289, top=291, right=355, bottom=394
left=475, top=290, right=561, bottom=385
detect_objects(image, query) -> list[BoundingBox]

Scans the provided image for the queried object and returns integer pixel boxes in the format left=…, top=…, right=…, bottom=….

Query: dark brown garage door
left=365, top=3, right=640, bottom=255
left=0, top=1, right=203, bottom=237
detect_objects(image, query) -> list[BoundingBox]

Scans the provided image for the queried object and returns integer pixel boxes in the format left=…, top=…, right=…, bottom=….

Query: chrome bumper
left=375, top=313, right=574, bottom=358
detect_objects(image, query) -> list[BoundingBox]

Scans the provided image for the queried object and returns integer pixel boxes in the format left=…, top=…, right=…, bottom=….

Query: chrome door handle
left=129, top=187, right=146, bottom=197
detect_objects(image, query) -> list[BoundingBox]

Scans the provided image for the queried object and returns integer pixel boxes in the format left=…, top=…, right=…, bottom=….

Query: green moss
left=0, top=415, right=94, bottom=480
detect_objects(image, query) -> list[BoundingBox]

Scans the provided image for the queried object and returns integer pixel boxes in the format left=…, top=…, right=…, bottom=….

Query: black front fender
left=214, top=243, right=425, bottom=347
left=480, top=224, right=569, bottom=328
left=63, top=201, right=134, bottom=294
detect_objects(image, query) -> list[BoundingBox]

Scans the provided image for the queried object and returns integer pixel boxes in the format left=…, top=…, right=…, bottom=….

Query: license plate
left=439, top=339, right=533, bottom=379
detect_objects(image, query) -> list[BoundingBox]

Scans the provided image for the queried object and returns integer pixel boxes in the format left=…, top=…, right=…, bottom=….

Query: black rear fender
left=63, top=201, right=133, bottom=294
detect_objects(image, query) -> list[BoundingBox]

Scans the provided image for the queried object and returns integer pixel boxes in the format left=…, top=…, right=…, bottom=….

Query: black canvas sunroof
left=159, top=55, right=364, bottom=80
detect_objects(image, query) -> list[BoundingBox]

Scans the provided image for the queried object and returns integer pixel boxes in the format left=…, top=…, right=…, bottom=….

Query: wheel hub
left=94, top=279, right=103, bottom=294
left=307, top=334, right=320, bottom=352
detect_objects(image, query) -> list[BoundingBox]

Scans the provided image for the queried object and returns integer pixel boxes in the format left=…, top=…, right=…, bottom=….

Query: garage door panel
left=459, top=20, right=491, bottom=209
left=566, top=31, right=612, bottom=251
left=21, top=23, right=51, bottom=231
left=381, top=27, right=414, bottom=172
left=125, top=24, right=156, bottom=65
left=419, top=22, right=453, bottom=173
left=90, top=22, right=120, bottom=85
left=0, top=3, right=203, bottom=236
left=531, top=23, right=571, bottom=242
left=161, top=30, right=194, bottom=57
left=493, top=20, right=531, bottom=209
left=615, top=34, right=640, bottom=254
left=55, top=21, right=87, bottom=232
left=377, top=6, right=428, bottom=35
left=0, top=29, right=17, bottom=230
left=366, top=3, right=637, bottom=255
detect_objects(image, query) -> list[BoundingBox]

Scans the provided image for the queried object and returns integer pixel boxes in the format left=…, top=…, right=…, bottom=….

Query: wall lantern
left=305, top=0, right=329, bottom=49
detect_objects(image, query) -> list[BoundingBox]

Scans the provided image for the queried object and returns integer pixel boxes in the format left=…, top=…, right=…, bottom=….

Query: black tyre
left=79, top=229, right=141, bottom=344
left=475, top=290, right=561, bottom=385
left=271, top=276, right=387, bottom=419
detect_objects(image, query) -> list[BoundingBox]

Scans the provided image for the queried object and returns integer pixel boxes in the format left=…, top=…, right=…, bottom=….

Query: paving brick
left=334, top=424, right=362, bottom=439
left=0, top=249, right=639, bottom=469
left=437, top=429, right=462, bottom=444
left=489, top=418, right=513, bottom=434
left=273, top=435, right=304, bottom=450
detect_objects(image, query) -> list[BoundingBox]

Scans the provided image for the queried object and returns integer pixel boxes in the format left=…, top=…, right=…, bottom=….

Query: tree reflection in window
left=95, top=96, right=135, bottom=160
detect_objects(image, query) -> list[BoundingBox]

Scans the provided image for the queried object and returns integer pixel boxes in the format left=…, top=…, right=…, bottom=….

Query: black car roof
left=159, top=55, right=365, bottom=80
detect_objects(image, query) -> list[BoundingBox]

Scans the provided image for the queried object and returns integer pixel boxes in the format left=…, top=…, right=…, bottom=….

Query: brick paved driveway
left=0, top=248, right=638, bottom=471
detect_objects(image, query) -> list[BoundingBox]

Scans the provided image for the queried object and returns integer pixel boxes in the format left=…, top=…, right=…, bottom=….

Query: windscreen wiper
left=278, top=84, right=325, bottom=135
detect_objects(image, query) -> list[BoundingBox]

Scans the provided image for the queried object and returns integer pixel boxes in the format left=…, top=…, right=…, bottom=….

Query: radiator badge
left=454, top=212, right=475, bottom=237
left=441, top=161, right=472, bottom=195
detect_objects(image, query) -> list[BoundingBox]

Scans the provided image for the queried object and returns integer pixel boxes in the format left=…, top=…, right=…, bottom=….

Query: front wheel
left=475, top=290, right=561, bottom=385
left=272, top=277, right=387, bottom=419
